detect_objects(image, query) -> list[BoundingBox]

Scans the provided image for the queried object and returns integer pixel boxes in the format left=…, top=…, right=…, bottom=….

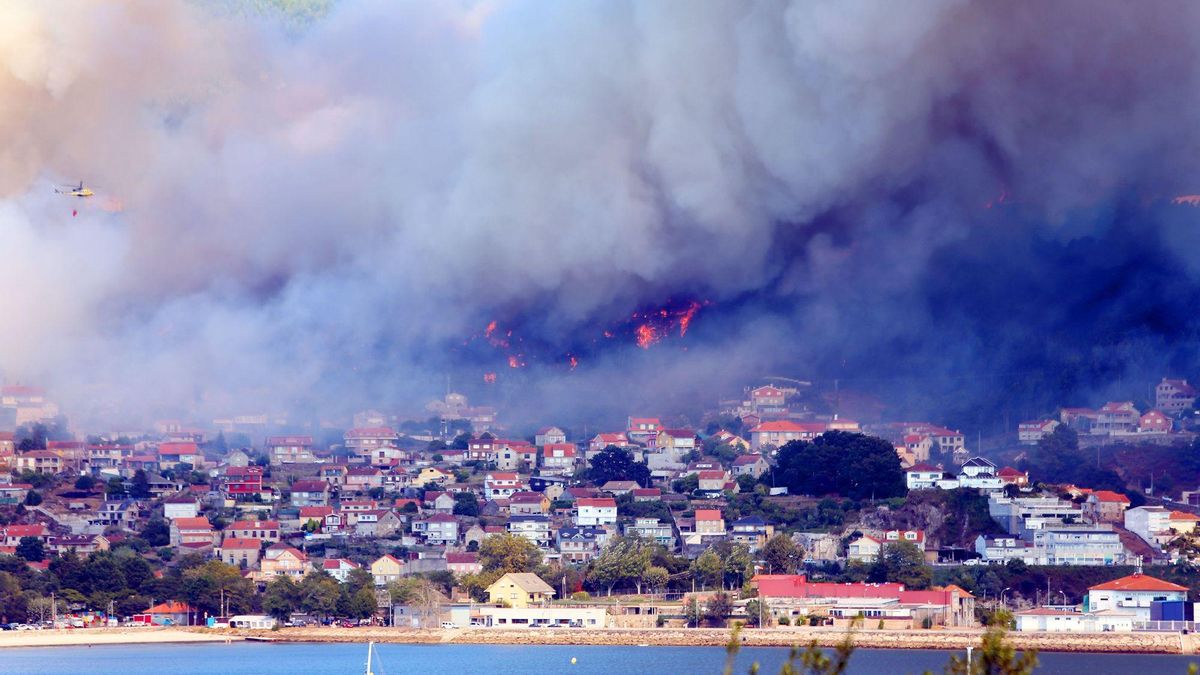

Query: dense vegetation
left=774, top=432, right=905, bottom=500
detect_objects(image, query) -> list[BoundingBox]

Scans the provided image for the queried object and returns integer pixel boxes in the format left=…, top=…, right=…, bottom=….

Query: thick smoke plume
left=3, top=0, right=1200, bottom=431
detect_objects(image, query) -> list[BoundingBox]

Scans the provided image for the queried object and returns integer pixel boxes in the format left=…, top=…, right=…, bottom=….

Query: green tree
left=345, top=567, right=375, bottom=593
left=735, top=474, right=758, bottom=494
left=106, top=477, right=126, bottom=498
left=74, top=475, right=96, bottom=491
left=684, top=596, right=703, bottom=628
left=130, top=470, right=151, bottom=499
left=587, top=446, right=650, bottom=486
left=348, top=586, right=379, bottom=620
left=876, top=541, right=932, bottom=590
left=643, top=566, right=669, bottom=592
left=263, top=576, right=299, bottom=621
left=452, top=492, right=480, bottom=517
left=587, top=536, right=653, bottom=595
left=478, top=533, right=542, bottom=574
left=704, top=590, right=731, bottom=627
left=761, top=534, right=802, bottom=574
left=774, top=432, right=904, bottom=499
left=744, top=598, right=770, bottom=627
left=141, top=518, right=170, bottom=547
left=15, top=537, right=43, bottom=562
left=23, top=491, right=41, bottom=506
left=298, top=571, right=341, bottom=619
left=691, top=548, right=723, bottom=590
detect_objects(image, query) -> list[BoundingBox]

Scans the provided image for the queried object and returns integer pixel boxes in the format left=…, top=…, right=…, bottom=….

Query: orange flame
left=508, top=355, right=525, bottom=368
left=1173, top=195, right=1200, bottom=206
left=678, top=302, right=700, bottom=336
left=568, top=355, right=579, bottom=370
left=635, top=324, right=659, bottom=349
left=485, top=320, right=497, bottom=337
left=483, top=372, right=497, bottom=383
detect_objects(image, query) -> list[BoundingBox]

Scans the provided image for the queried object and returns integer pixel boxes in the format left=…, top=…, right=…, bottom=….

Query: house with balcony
left=217, top=538, right=263, bottom=569
left=575, top=497, right=617, bottom=527
left=260, top=544, right=309, bottom=579
left=290, top=480, right=330, bottom=507
left=508, top=514, right=552, bottom=548
left=170, top=517, right=216, bottom=548
left=412, top=513, right=459, bottom=545
left=265, top=436, right=314, bottom=464
left=226, top=519, right=280, bottom=543
left=1156, top=378, right=1198, bottom=414
left=730, top=516, right=774, bottom=551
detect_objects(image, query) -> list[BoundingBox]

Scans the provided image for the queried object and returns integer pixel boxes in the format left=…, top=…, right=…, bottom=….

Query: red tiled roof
left=1089, top=573, right=1188, bottom=592
left=577, top=498, right=617, bottom=508
left=4, top=524, right=47, bottom=537
left=1090, top=490, right=1131, bottom=504
left=173, top=517, right=212, bottom=530
left=446, top=552, right=478, bottom=564
left=907, top=463, right=940, bottom=472
left=146, top=601, right=192, bottom=614
left=695, top=509, right=723, bottom=521
left=698, top=470, right=727, bottom=480
left=219, top=538, right=261, bottom=550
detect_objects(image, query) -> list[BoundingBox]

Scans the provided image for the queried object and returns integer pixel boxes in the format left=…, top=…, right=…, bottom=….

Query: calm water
left=0, top=642, right=1195, bottom=674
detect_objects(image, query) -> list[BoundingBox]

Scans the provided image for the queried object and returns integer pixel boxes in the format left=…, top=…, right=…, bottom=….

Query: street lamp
left=1058, top=590, right=1067, bottom=606
left=1000, top=587, right=1011, bottom=608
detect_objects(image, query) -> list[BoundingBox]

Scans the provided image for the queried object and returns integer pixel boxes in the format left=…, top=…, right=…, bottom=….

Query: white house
left=575, top=498, right=617, bottom=527
left=1086, top=573, right=1188, bottom=620
left=905, top=464, right=942, bottom=490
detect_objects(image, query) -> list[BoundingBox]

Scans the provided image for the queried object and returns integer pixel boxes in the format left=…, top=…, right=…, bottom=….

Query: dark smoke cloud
left=3, top=0, right=1200, bottom=432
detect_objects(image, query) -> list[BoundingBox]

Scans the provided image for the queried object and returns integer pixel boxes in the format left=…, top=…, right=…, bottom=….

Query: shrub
left=777, top=616, right=790, bottom=626
left=571, top=591, right=591, bottom=601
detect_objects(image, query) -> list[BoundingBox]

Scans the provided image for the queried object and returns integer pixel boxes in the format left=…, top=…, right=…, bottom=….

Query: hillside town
left=2, top=378, right=1200, bottom=635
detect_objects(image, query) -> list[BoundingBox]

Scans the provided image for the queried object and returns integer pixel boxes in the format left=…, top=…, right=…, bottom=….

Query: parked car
left=440, top=622, right=458, bottom=629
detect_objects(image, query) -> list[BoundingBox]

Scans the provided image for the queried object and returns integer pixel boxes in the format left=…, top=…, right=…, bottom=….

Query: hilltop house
left=1156, top=378, right=1198, bottom=414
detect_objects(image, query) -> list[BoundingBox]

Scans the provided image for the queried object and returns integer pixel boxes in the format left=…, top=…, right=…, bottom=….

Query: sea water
left=0, top=641, right=1193, bottom=674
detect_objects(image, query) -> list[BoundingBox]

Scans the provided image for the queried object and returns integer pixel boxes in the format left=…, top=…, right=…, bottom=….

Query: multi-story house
left=354, top=510, right=403, bottom=537
left=626, top=417, right=662, bottom=446
left=509, top=491, right=550, bottom=515
left=170, top=517, right=216, bottom=547
left=730, top=516, right=775, bottom=551
left=412, top=513, right=459, bottom=544
left=226, top=519, right=280, bottom=543
left=344, top=466, right=384, bottom=492
left=535, top=426, right=568, bottom=447
left=1083, top=490, right=1131, bottom=523
left=693, top=509, right=726, bottom=536
left=1138, top=410, right=1172, bottom=434
left=260, top=544, right=309, bottom=579
left=1096, top=402, right=1139, bottom=435
left=1156, top=378, right=1198, bottom=414
left=493, top=439, right=536, bottom=471
left=575, top=497, right=617, bottom=526
left=90, top=500, right=141, bottom=530
left=540, top=443, right=577, bottom=476
left=484, top=472, right=523, bottom=500
left=446, top=552, right=481, bottom=576
left=321, top=558, right=361, bottom=583
left=467, top=436, right=496, bottom=463
left=344, top=427, right=399, bottom=458
left=290, top=480, right=330, bottom=507
left=15, top=450, right=61, bottom=475
left=217, top=538, right=263, bottom=568
left=557, top=527, right=606, bottom=563
left=507, top=514, right=552, bottom=547
left=1087, top=574, right=1189, bottom=621
left=749, top=421, right=826, bottom=450
left=264, top=436, right=315, bottom=465
left=847, top=535, right=883, bottom=562
left=223, top=466, right=267, bottom=500
left=157, top=442, right=203, bottom=470
left=905, top=464, right=943, bottom=490
left=624, top=518, right=675, bottom=548
left=731, top=454, right=768, bottom=479
left=1018, top=419, right=1060, bottom=445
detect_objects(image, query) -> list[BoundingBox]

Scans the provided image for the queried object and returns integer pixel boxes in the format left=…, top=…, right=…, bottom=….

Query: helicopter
left=54, top=181, right=94, bottom=198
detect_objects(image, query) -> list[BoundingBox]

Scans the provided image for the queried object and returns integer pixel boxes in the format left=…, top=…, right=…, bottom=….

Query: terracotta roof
left=145, top=601, right=192, bottom=614
left=1090, top=490, right=1131, bottom=504
left=907, top=463, right=940, bottom=472
left=172, top=517, right=211, bottom=530
left=219, top=538, right=261, bottom=550
left=695, top=509, right=723, bottom=521
left=577, top=498, right=617, bottom=508
left=732, top=454, right=764, bottom=466
left=1170, top=511, right=1200, bottom=521
left=1089, top=573, right=1188, bottom=592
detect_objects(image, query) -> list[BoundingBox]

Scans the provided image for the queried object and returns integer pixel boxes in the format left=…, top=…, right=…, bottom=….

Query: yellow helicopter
left=54, top=181, right=94, bottom=198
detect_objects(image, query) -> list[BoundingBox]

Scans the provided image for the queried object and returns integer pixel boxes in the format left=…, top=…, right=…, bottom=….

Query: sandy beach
left=0, top=626, right=243, bottom=649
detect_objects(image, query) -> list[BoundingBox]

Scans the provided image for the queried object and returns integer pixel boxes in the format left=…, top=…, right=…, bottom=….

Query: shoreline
left=0, top=625, right=1192, bottom=656
left=231, top=626, right=1189, bottom=655
left=0, top=626, right=243, bottom=649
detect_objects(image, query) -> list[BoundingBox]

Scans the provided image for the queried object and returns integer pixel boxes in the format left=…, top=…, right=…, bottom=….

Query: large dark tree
left=15, top=537, right=44, bottom=562
left=588, top=446, right=650, bottom=486
left=774, top=431, right=904, bottom=499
